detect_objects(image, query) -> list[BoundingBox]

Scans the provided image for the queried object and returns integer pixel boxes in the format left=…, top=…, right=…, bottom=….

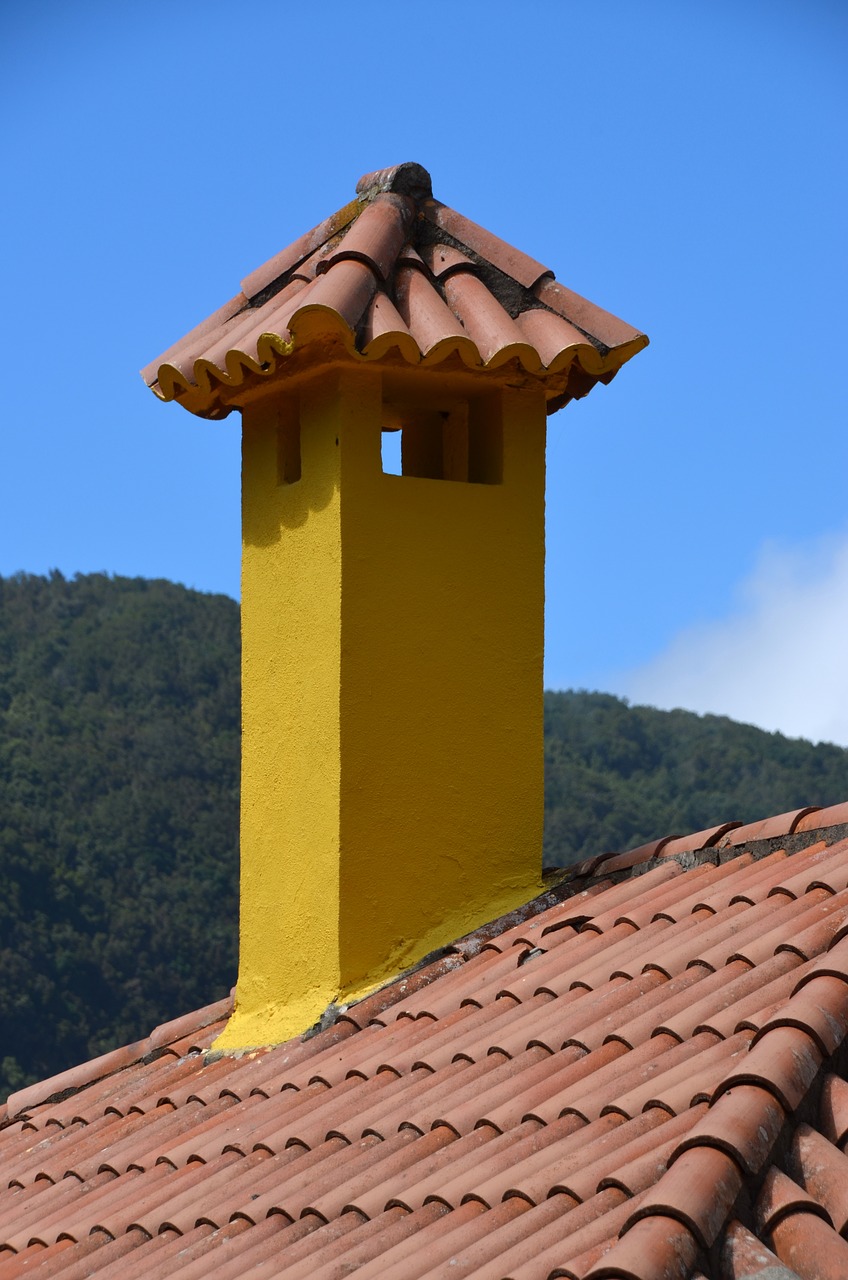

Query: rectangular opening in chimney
left=276, top=408, right=301, bottom=485
left=381, top=427, right=403, bottom=475
left=381, top=394, right=501, bottom=484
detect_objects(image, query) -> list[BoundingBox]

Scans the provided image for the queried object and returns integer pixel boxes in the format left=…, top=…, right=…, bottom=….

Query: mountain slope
left=0, top=573, right=239, bottom=1097
left=544, top=689, right=848, bottom=865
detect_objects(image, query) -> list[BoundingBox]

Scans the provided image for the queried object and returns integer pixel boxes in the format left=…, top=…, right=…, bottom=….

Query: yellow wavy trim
left=155, top=310, right=648, bottom=413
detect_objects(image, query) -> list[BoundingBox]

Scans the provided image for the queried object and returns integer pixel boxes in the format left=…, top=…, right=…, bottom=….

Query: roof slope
left=4, top=802, right=848, bottom=1279
left=142, top=163, right=648, bottom=419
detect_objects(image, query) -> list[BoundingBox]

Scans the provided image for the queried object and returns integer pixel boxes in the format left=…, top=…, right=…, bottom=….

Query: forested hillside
left=0, top=573, right=240, bottom=1100
left=544, top=691, right=848, bottom=865
left=2, top=572, right=847, bottom=1099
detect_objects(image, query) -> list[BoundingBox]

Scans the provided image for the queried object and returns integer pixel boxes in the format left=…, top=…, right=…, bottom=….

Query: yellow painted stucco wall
left=216, top=365, right=546, bottom=1051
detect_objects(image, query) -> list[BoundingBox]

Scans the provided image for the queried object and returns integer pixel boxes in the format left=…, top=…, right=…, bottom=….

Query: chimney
left=143, top=164, right=647, bottom=1049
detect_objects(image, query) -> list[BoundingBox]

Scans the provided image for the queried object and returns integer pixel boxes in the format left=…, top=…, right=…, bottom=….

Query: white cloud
left=609, top=530, right=848, bottom=748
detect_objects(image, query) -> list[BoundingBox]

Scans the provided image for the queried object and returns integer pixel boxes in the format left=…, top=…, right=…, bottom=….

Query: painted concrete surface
left=217, top=365, right=545, bottom=1049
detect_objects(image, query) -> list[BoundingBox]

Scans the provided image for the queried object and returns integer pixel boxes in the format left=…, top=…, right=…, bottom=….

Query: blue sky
left=3, top=2, right=847, bottom=744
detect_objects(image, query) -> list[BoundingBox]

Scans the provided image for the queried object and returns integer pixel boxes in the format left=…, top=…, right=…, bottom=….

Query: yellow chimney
left=142, top=163, right=647, bottom=1049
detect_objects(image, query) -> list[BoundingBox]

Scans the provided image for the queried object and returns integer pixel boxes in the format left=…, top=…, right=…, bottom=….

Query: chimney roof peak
left=355, top=162, right=433, bottom=202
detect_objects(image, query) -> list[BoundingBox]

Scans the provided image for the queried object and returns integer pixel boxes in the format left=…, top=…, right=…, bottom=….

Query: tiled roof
left=4, top=801, right=848, bottom=1279
left=141, top=163, right=648, bottom=420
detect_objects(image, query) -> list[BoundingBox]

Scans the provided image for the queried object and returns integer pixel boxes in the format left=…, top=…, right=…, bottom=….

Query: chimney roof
left=142, top=163, right=648, bottom=419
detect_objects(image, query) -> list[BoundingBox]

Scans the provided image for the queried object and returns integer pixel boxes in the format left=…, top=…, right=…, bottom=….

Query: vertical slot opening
left=277, top=409, right=301, bottom=485
left=381, top=428, right=403, bottom=476
left=468, top=397, right=502, bottom=485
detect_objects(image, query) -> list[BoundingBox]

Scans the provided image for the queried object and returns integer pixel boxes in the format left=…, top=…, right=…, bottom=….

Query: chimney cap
left=142, top=165, right=648, bottom=419
left=356, top=162, right=433, bottom=201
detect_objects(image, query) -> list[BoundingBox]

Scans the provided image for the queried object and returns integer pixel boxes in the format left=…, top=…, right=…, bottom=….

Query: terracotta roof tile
left=765, top=1210, right=848, bottom=1280
left=143, top=163, right=647, bottom=419
left=590, top=836, right=675, bottom=875
left=308, top=1205, right=441, bottom=1280
left=582, top=1212, right=700, bottom=1279
left=722, top=806, right=820, bottom=847
left=673, top=1082, right=786, bottom=1177
left=523, top=1190, right=639, bottom=1279
left=570, top=1106, right=700, bottom=1202
left=754, top=1165, right=830, bottom=1236
left=352, top=1199, right=488, bottom=1280
left=690, top=953, right=808, bottom=1041
left=606, top=1032, right=751, bottom=1122
left=430, top=1192, right=583, bottom=1280
left=715, top=887, right=844, bottom=968
left=658, top=822, right=744, bottom=859
left=239, top=198, right=361, bottom=298
left=713, top=845, right=793, bottom=901
left=552, top=863, right=687, bottom=929
left=566, top=970, right=703, bottom=1054
left=562, top=969, right=664, bottom=1032
left=383, top=1123, right=529, bottom=1214
left=720, top=1218, right=790, bottom=1279
left=421, top=200, right=551, bottom=290
left=796, top=799, right=848, bottom=832
left=772, top=836, right=848, bottom=897
left=625, top=1144, right=744, bottom=1250
left=592, top=865, right=720, bottom=932
left=5, top=806, right=848, bottom=1276
left=786, top=1121, right=848, bottom=1234
left=715, top=1023, right=823, bottom=1114
left=754, top=972, right=848, bottom=1058
left=819, top=1072, right=848, bottom=1151
left=431, top=1046, right=560, bottom=1136
left=222, top=1215, right=327, bottom=1280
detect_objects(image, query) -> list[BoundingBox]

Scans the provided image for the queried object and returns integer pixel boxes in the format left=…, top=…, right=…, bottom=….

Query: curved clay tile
left=753, top=972, right=848, bottom=1057
left=581, top=1212, right=699, bottom=1279
left=394, top=265, right=472, bottom=359
left=778, top=839, right=848, bottom=898
left=535, top=275, right=644, bottom=354
left=622, top=1144, right=744, bottom=1250
left=140, top=291, right=247, bottom=387
left=724, top=806, right=821, bottom=847
left=797, top=800, right=848, bottom=832
left=788, top=1122, right=848, bottom=1234
left=421, top=200, right=552, bottom=291
left=721, top=1218, right=788, bottom=1277
left=659, top=821, right=743, bottom=859
left=317, top=193, right=413, bottom=283
left=293, top=257, right=377, bottom=330
left=442, top=271, right=540, bottom=369
left=794, top=932, right=848, bottom=992
left=819, top=1073, right=848, bottom=1150
left=671, top=1083, right=785, bottom=1177
left=419, top=242, right=476, bottom=280
left=592, top=836, right=676, bottom=875
left=514, top=307, right=605, bottom=374
left=240, top=196, right=362, bottom=297
left=755, top=1165, right=831, bottom=1237
left=360, top=293, right=419, bottom=364
left=714, top=1022, right=823, bottom=1113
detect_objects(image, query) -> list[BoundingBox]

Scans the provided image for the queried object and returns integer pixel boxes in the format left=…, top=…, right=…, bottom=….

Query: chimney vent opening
left=381, top=396, right=502, bottom=485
